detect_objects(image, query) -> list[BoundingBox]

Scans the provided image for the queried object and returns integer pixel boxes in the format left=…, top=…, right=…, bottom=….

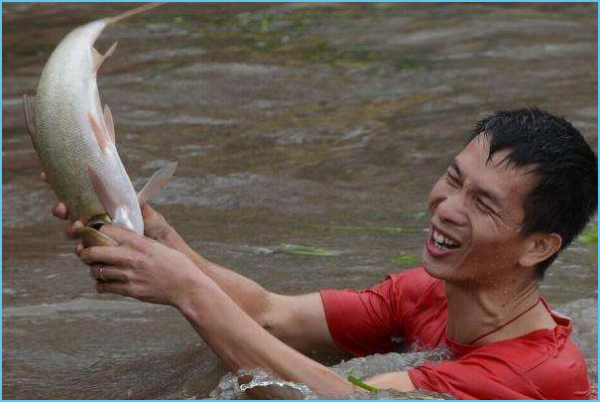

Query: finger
left=80, top=245, right=139, bottom=267
left=89, top=264, right=129, bottom=282
left=140, top=202, right=154, bottom=217
left=99, top=224, right=147, bottom=250
left=76, top=242, right=84, bottom=255
left=66, top=221, right=84, bottom=238
left=96, top=280, right=132, bottom=298
left=52, top=202, right=68, bottom=220
left=40, top=171, right=49, bottom=183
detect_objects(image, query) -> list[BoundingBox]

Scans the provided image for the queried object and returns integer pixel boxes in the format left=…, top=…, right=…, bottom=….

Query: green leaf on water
left=395, top=58, right=424, bottom=71
left=258, top=14, right=272, bottom=33
left=347, top=375, right=379, bottom=394
left=391, top=252, right=420, bottom=267
left=273, top=244, right=340, bottom=257
left=317, top=225, right=421, bottom=235
left=579, top=224, right=598, bottom=244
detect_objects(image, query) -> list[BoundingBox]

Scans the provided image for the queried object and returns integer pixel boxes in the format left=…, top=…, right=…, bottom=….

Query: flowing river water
left=2, top=3, right=598, bottom=399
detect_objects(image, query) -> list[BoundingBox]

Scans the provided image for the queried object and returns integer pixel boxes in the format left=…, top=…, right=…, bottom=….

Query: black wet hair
left=470, top=108, right=598, bottom=279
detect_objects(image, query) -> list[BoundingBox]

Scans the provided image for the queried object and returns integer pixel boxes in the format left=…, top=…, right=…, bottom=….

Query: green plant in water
left=318, top=225, right=420, bottom=235
left=258, top=14, right=273, bottom=34
left=578, top=224, right=598, bottom=244
left=391, top=252, right=420, bottom=267
left=347, top=375, right=379, bottom=394
left=273, top=244, right=340, bottom=257
left=395, top=58, right=424, bottom=71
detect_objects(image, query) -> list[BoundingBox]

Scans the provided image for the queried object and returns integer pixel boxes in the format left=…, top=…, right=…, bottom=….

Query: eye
left=446, top=172, right=460, bottom=186
left=476, top=198, right=494, bottom=214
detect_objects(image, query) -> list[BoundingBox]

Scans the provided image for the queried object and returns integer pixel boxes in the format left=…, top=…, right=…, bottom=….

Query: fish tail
left=104, top=2, right=166, bottom=26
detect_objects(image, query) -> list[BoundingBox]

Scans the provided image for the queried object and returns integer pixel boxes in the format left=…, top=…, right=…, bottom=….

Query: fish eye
left=87, top=218, right=106, bottom=231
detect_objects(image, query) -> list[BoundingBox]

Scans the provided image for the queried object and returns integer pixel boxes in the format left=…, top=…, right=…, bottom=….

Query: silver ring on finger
left=98, top=265, right=108, bottom=282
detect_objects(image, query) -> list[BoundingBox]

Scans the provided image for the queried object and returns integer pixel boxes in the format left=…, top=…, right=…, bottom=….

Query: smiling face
left=423, top=134, right=539, bottom=286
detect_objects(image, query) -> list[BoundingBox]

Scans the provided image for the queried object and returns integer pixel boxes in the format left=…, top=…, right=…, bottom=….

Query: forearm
left=178, top=277, right=356, bottom=397
left=161, top=226, right=272, bottom=321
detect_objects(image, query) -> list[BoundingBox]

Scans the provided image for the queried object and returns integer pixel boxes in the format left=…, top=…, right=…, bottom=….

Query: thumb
left=140, top=202, right=155, bottom=218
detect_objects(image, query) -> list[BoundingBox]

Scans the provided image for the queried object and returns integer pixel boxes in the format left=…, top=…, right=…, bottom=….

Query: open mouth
left=431, top=228, right=461, bottom=251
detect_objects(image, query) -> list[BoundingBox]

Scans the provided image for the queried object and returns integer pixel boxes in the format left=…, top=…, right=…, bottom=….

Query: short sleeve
left=408, top=355, right=543, bottom=400
left=320, top=268, right=441, bottom=356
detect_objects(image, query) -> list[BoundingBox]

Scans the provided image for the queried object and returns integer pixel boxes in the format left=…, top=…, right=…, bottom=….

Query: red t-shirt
left=320, top=267, right=593, bottom=400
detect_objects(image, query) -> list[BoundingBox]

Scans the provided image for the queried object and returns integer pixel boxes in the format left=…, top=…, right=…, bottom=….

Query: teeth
left=435, top=242, right=448, bottom=250
left=433, top=230, right=459, bottom=248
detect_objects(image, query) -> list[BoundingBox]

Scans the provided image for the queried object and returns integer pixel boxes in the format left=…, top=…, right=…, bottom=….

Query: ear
left=519, top=233, right=562, bottom=268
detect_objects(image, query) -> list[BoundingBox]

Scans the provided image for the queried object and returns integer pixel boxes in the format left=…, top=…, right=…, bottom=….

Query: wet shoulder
left=463, top=325, right=592, bottom=399
left=387, top=267, right=447, bottom=348
left=525, top=337, right=591, bottom=399
left=387, top=267, right=445, bottom=305
left=522, top=308, right=591, bottom=399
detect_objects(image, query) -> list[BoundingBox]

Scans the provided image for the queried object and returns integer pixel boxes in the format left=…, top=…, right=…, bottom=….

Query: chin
left=422, top=262, right=448, bottom=280
left=421, top=248, right=463, bottom=282
left=423, top=257, right=482, bottom=286
left=421, top=250, right=447, bottom=280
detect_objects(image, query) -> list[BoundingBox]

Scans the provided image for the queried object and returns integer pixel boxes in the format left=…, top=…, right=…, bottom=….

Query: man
left=51, top=109, right=597, bottom=399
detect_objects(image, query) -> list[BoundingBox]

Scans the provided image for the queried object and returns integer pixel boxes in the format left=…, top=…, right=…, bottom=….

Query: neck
left=445, top=275, right=551, bottom=345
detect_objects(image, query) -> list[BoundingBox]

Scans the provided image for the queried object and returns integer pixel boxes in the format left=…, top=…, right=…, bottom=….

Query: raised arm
left=177, top=275, right=416, bottom=396
left=160, top=223, right=337, bottom=353
left=78, top=225, right=417, bottom=397
left=51, top=197, right=336, bottom=353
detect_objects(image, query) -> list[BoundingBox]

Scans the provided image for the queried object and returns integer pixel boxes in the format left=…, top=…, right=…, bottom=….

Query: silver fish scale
left=36, top=102, right=105, bottom=222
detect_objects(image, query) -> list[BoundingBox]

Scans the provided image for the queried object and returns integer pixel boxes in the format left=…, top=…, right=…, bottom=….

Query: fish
left=22, top=3, right=176, bottom=246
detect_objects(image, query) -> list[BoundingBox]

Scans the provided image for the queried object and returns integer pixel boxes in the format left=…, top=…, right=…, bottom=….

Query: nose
left=435, top=192, right=468, bottom=227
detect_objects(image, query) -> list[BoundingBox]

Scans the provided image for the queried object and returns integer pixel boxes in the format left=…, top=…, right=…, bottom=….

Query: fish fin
left=92, top=41, right=118, bottom=74
left=87, top=164, right=119, bottom=220
left=105, top=3, right=166, bottom=26
left=22, top=94, right=36, bottom=147
left=87, top=112, right=109, bottom=151
left=92, top=47, right=102, bottom=64
left=103, top=104, right=116, bottom=144
left=137, top=162, right=178, bottom=205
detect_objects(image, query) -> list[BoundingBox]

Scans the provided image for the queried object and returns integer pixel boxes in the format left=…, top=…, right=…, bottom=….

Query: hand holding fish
left=43, top=172, right=175, bottom=243
left=139, top=202, right=175, bottom=244
left=79, top=225, right=203, bottom=307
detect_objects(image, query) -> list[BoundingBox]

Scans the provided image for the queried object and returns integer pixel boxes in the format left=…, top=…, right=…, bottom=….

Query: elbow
left=256, top=293, right=288, bottom=340
left=254, top=293, right=277, bottom=332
